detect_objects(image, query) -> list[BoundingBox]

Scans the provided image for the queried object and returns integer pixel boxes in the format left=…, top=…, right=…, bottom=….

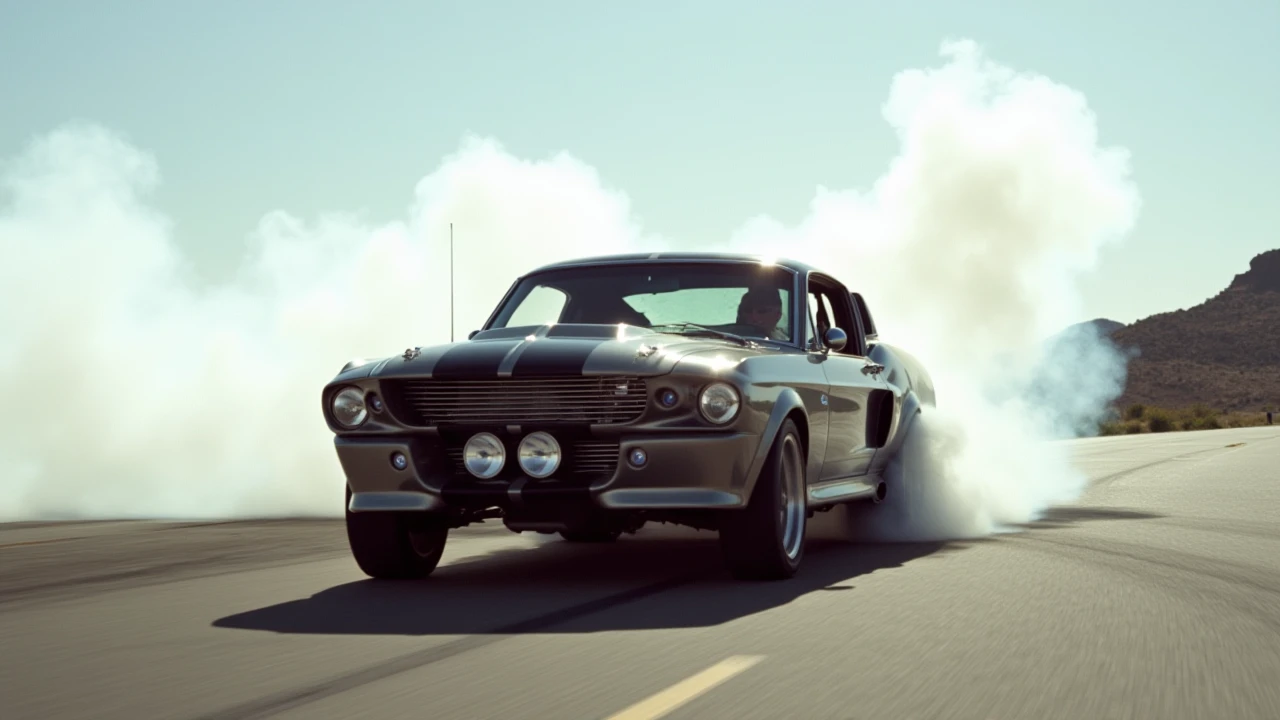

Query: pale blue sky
left=3, top=0, right=1277, bottom=325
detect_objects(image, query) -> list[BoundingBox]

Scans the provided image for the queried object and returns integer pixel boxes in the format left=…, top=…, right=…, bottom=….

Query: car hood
left=364, top=323, right=776, bottom=380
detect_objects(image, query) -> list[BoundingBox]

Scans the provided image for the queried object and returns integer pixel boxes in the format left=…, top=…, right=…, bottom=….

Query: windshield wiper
left=649, top=322, right=751, bottom=346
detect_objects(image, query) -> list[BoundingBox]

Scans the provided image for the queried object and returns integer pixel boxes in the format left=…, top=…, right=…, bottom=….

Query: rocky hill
left=1065, top=317, right=1125, bottom=339
left=1103, top=248, right=1280, bottom=412
left=1092, top=318, right=1125, bottom=336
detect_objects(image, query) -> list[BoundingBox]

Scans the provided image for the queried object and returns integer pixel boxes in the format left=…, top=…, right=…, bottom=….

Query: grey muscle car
left=323, top=252, right=936, bottom=581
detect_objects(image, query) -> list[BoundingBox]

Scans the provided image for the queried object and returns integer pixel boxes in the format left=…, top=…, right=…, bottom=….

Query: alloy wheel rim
left=779, top=434, right=805, bottom=560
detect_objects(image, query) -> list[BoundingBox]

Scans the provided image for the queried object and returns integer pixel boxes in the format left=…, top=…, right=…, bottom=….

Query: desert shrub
left=1185, top=414, right=1222, bottom=430
left=1147, top=409, right=1174, bottom=432
left=1097, top=421, right=1123, bottom=436
left=1091, top=403, right=1266, bottom=436
left=1189, top=404, right=1216, bottom=420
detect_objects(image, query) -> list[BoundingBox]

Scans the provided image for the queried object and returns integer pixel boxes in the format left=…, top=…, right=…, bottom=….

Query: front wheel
left=345, top=488, right=449, bottom=579
left=719, top=418, right=807, bottom=580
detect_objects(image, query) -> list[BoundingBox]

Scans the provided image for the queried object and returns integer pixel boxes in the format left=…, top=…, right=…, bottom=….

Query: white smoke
left=0, top=129, right=662, bottom=520
left=730, top=40, right=1140, bottom=541
left=0, top=39, right=1139, bottom=538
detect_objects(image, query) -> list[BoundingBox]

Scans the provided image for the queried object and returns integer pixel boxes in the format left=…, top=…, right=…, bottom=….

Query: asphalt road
left=3, top=426, right=1279, bottom=719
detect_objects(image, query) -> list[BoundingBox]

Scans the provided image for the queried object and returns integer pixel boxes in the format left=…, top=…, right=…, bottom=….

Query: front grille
left=445, top=440, right=620, bottom=477
left=570, top=441, right=622, bottom=475
left=385, top=375, right=648, bottom=426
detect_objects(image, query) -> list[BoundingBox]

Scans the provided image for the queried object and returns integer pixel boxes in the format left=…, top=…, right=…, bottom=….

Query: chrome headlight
left=463, top=432, right=505, bottom=479
left=518, top=431, right=561, bottom=478
left=699, top=382, right=741, bottom=425
left=331, top=386, right=368, bottom=428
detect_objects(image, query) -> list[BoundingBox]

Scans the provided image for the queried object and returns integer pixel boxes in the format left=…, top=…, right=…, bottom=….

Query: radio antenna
left=449, top=222, right=455, bottom=343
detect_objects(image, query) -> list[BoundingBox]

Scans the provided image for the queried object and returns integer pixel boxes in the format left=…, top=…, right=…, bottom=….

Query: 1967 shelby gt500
left=323, top=252, right=936, bottom=581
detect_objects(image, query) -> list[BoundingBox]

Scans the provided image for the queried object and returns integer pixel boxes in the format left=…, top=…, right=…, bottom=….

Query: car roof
left=522, top=251, right=825, bottom=277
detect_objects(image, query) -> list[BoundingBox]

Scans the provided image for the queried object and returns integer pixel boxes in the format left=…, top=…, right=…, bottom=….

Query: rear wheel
left=719, top=418, right=807, bottom=580
left=839, top=408, right=924, bottom=540
left=345, top=488, right=449, bottom=579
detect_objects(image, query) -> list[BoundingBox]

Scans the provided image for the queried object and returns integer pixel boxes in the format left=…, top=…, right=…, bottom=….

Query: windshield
left=488, top=261, right=796, bottom=343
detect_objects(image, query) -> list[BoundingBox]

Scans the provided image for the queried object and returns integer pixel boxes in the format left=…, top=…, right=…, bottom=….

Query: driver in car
left=736, top=286, right=789, bottom=341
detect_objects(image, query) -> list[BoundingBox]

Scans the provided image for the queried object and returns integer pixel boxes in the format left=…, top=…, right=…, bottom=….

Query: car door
left=806, top=275, right=886, bottom=481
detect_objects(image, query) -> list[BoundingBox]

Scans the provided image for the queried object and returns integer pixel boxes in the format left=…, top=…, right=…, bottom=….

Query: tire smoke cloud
left=0, top=40, right=1139, bottom=537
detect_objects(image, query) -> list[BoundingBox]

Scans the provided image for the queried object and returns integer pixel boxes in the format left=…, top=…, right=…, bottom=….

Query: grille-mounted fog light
left=628, top=448, right=648, bottom=468
left=463, top=432, right=505, bottom=479
left=518, top=432, right=561, bottom=478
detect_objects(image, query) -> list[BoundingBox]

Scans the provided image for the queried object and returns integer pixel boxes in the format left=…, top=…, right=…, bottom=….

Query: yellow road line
left=604, top=655, right=765, bottom=720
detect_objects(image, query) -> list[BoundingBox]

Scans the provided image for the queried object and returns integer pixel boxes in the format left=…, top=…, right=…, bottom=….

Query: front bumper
left=336, top=430, right=760, bottom=514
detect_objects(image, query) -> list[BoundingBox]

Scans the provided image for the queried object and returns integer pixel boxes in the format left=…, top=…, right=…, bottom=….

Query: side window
left=804, top=297, right=819, bottom=349
left=806, top=291, right=837, bottom=350
left=506, top=286, right=568, bottom=327
left=828, top=290, right=864, bottom=356
left=807, top=278, right=864, bottom=356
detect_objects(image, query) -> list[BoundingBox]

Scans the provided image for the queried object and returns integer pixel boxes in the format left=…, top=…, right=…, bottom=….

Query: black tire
left=719, top=418, right=807, bottom=580
left=837, top=409, right=923, bottom=542
left=882, top=412, right=925, bottom=524
left=344, top=488, right=449, bottom=579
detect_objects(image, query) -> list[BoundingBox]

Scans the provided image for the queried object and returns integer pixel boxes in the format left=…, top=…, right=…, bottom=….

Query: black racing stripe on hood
left=430, top=340, right=523, bottom=379
left=510, top=337, right=610, bottom=377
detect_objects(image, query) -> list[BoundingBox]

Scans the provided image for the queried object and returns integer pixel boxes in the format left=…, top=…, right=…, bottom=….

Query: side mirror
left=467, top=330, right=479, bottom=340
left=824, top=327, right=848, bottom=352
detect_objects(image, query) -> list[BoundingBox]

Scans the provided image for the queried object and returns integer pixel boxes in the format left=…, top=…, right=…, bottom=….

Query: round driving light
left=463, top=432, right=505, bottom=479
left=698, top=382, right=740, bottom=425
left=628, top=448, right=648, bottom=468
left=390, top=452, right=408, bottom=471
left=367, top=393, right=385, bottom=413
left=657, top=388, right=679, bottom=408
left=331, top=386, right=368, bottom=428
left=517, top=431, right=561, bottom=478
